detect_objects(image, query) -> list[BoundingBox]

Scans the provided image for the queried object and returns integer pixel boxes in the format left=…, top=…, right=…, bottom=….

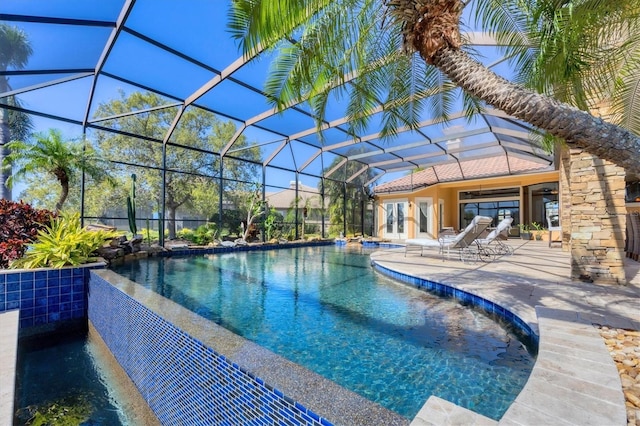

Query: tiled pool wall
left=163, top=239, right=333, bottom=257
left=372, top=261, right=540, bottom=347
left=88, top=272, right=332, bottom=426
left=0, top=263, right=104, bottom=330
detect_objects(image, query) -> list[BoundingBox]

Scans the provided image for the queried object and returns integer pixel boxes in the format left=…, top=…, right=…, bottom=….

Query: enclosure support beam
left=342, top=182, right=347, bottom=237
left=295, top=176, right=300, bottom=241
left=218, top=158, right=224, bottom=235
left=262, top=166, right=267, bottom=243
left=160, top=143, right=167, bottom=247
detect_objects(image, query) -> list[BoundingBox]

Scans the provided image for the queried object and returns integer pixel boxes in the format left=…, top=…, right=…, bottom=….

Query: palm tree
left=1, top=23, right=33, bottom=200
left=228, top=0, right=640, bottom=174
left=3, top=129, right=113, bottom=212
left=477, top=0, right=640, bottom=143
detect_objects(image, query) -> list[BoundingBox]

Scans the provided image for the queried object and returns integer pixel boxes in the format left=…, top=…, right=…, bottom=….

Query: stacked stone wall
left=568, top=148, right=627, bottom=284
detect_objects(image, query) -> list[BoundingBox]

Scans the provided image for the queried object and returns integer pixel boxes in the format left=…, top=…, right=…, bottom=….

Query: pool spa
left=106, top=245, right=536, bottom=423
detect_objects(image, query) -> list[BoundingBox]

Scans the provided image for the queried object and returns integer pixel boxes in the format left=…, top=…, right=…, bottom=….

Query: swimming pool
left=112, top=245, right=535, bottom=420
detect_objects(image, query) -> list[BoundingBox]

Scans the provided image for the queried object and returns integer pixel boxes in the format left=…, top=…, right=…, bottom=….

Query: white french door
left=384, top=200, right=408, bottom=239
left=415, top=198, right=434, bottom=238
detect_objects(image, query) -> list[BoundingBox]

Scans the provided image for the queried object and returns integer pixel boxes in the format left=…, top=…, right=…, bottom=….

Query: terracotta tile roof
left=373, top=155, right=552, bottom=193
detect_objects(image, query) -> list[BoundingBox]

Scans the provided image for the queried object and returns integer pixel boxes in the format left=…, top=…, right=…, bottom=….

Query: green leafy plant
left=530, top=221, right=545, bottom=240
left=263, top=207, right=281, bottom=240
left=0, top=199, right=54, bottom=268
left=11, top=212, right=118, bottom=269
left=177, top=223, right=218, bottom=245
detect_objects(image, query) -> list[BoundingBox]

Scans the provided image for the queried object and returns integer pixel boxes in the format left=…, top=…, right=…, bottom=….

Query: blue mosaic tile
left=20, top=317, right=34, bottom=328
left=20, top=279, right=34, bottom=291
left=88, top=273, right=326, bottom=426
left=0, top=281, right=4, bottom=293
left=35, top=270, right=48, bottom=280
left=7, top=291, right=19, bottom=302
left=20, top=271, right=35, bottom=282
left=6, top=273, right=19, bottom=284
left=35, top=279, right=47, bottom=289
left=7, top=300, right=19, bottom=310
left=20, top=298, right=34, bottom=309
left=7, top=280, right=20, bottom=292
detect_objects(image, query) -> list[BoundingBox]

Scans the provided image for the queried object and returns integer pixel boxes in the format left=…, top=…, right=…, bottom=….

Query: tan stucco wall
left=375, top=171, right=559, bottom=239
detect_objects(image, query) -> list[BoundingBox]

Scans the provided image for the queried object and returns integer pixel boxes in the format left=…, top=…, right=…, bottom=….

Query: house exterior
left=265, top=181, right=325, bottom=217
left=373, top=156, right=559, bottom=240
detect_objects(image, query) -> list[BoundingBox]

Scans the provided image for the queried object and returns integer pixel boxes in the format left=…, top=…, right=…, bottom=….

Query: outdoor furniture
left=476, top=217, right=514, bottom=256
left=547, top=215, right=562, bottom=247
left=405, top=215, right=494, bottom=263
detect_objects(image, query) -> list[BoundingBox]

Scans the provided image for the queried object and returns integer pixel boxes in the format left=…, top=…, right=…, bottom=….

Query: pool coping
left=0, top=310, right=19, bottom=426
left=369, top=258, right=627, bottom=426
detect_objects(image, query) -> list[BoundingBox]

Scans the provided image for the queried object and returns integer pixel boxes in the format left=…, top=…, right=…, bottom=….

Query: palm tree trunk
left=431, top=46, right=640, bottom=175
left=55, top=178, right=69, bottom=212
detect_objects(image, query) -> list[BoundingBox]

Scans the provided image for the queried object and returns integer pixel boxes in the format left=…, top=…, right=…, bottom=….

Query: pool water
left=15, top=333, right=128, bottom=426
left=112, top=245, right=536, bottom=420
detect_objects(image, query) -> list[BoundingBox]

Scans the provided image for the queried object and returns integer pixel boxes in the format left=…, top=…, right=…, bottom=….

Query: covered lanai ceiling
left=0, top=0, right=554, bottom=188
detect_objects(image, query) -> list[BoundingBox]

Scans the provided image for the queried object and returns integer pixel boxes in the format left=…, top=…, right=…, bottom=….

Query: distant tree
left=93, top=91, right=261, bottom=239
left=3, top=129, right=112, bottom=212
left=0, top=23, right=33, bottom=200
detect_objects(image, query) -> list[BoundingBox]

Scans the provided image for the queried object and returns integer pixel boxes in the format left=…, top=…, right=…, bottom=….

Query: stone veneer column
left=559, top=147, right=571, bottom=251
left=568, top=148, right=627, bottom=284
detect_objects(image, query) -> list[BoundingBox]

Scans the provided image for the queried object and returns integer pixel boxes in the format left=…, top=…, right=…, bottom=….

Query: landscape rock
left=601, top=327, right=640, bottom=425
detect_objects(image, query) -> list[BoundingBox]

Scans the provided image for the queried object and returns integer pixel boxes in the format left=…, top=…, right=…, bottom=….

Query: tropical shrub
left=177, top=223, right=218, bottom=245
left=11, top=212, right=118, bottom=269
left=0, top=199, right=54, bottom=268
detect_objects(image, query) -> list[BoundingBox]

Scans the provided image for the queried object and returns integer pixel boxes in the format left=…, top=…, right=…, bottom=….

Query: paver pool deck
left=370, top=239, right=640, bottom=426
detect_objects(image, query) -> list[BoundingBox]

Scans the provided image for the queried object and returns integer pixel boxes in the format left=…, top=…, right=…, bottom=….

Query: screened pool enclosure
left=0, top=1, right=552, bottom=245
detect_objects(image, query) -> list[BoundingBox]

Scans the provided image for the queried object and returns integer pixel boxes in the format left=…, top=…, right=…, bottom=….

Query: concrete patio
left=370, top=239, right=640, bottom=425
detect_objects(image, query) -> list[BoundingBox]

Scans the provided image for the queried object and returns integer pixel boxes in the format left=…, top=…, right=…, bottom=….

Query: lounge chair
left=405, top=215, right=494, bottom=263
left=476, top=217, right=514, bottom=256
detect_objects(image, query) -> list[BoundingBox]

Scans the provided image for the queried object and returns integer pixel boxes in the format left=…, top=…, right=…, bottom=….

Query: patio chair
left=547, top=215, right=561, bottom=247
left=405, top=215, right=494, bottom=263
left=476, top=217, right=513, bottom=256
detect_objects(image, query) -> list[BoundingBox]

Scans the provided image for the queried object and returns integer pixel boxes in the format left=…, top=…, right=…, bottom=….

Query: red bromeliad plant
left=0, top=199, right=54, bottom=268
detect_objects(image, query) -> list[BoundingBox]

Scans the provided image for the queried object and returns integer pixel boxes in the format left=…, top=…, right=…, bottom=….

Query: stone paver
left=370, top=240, right=640, bottom=426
